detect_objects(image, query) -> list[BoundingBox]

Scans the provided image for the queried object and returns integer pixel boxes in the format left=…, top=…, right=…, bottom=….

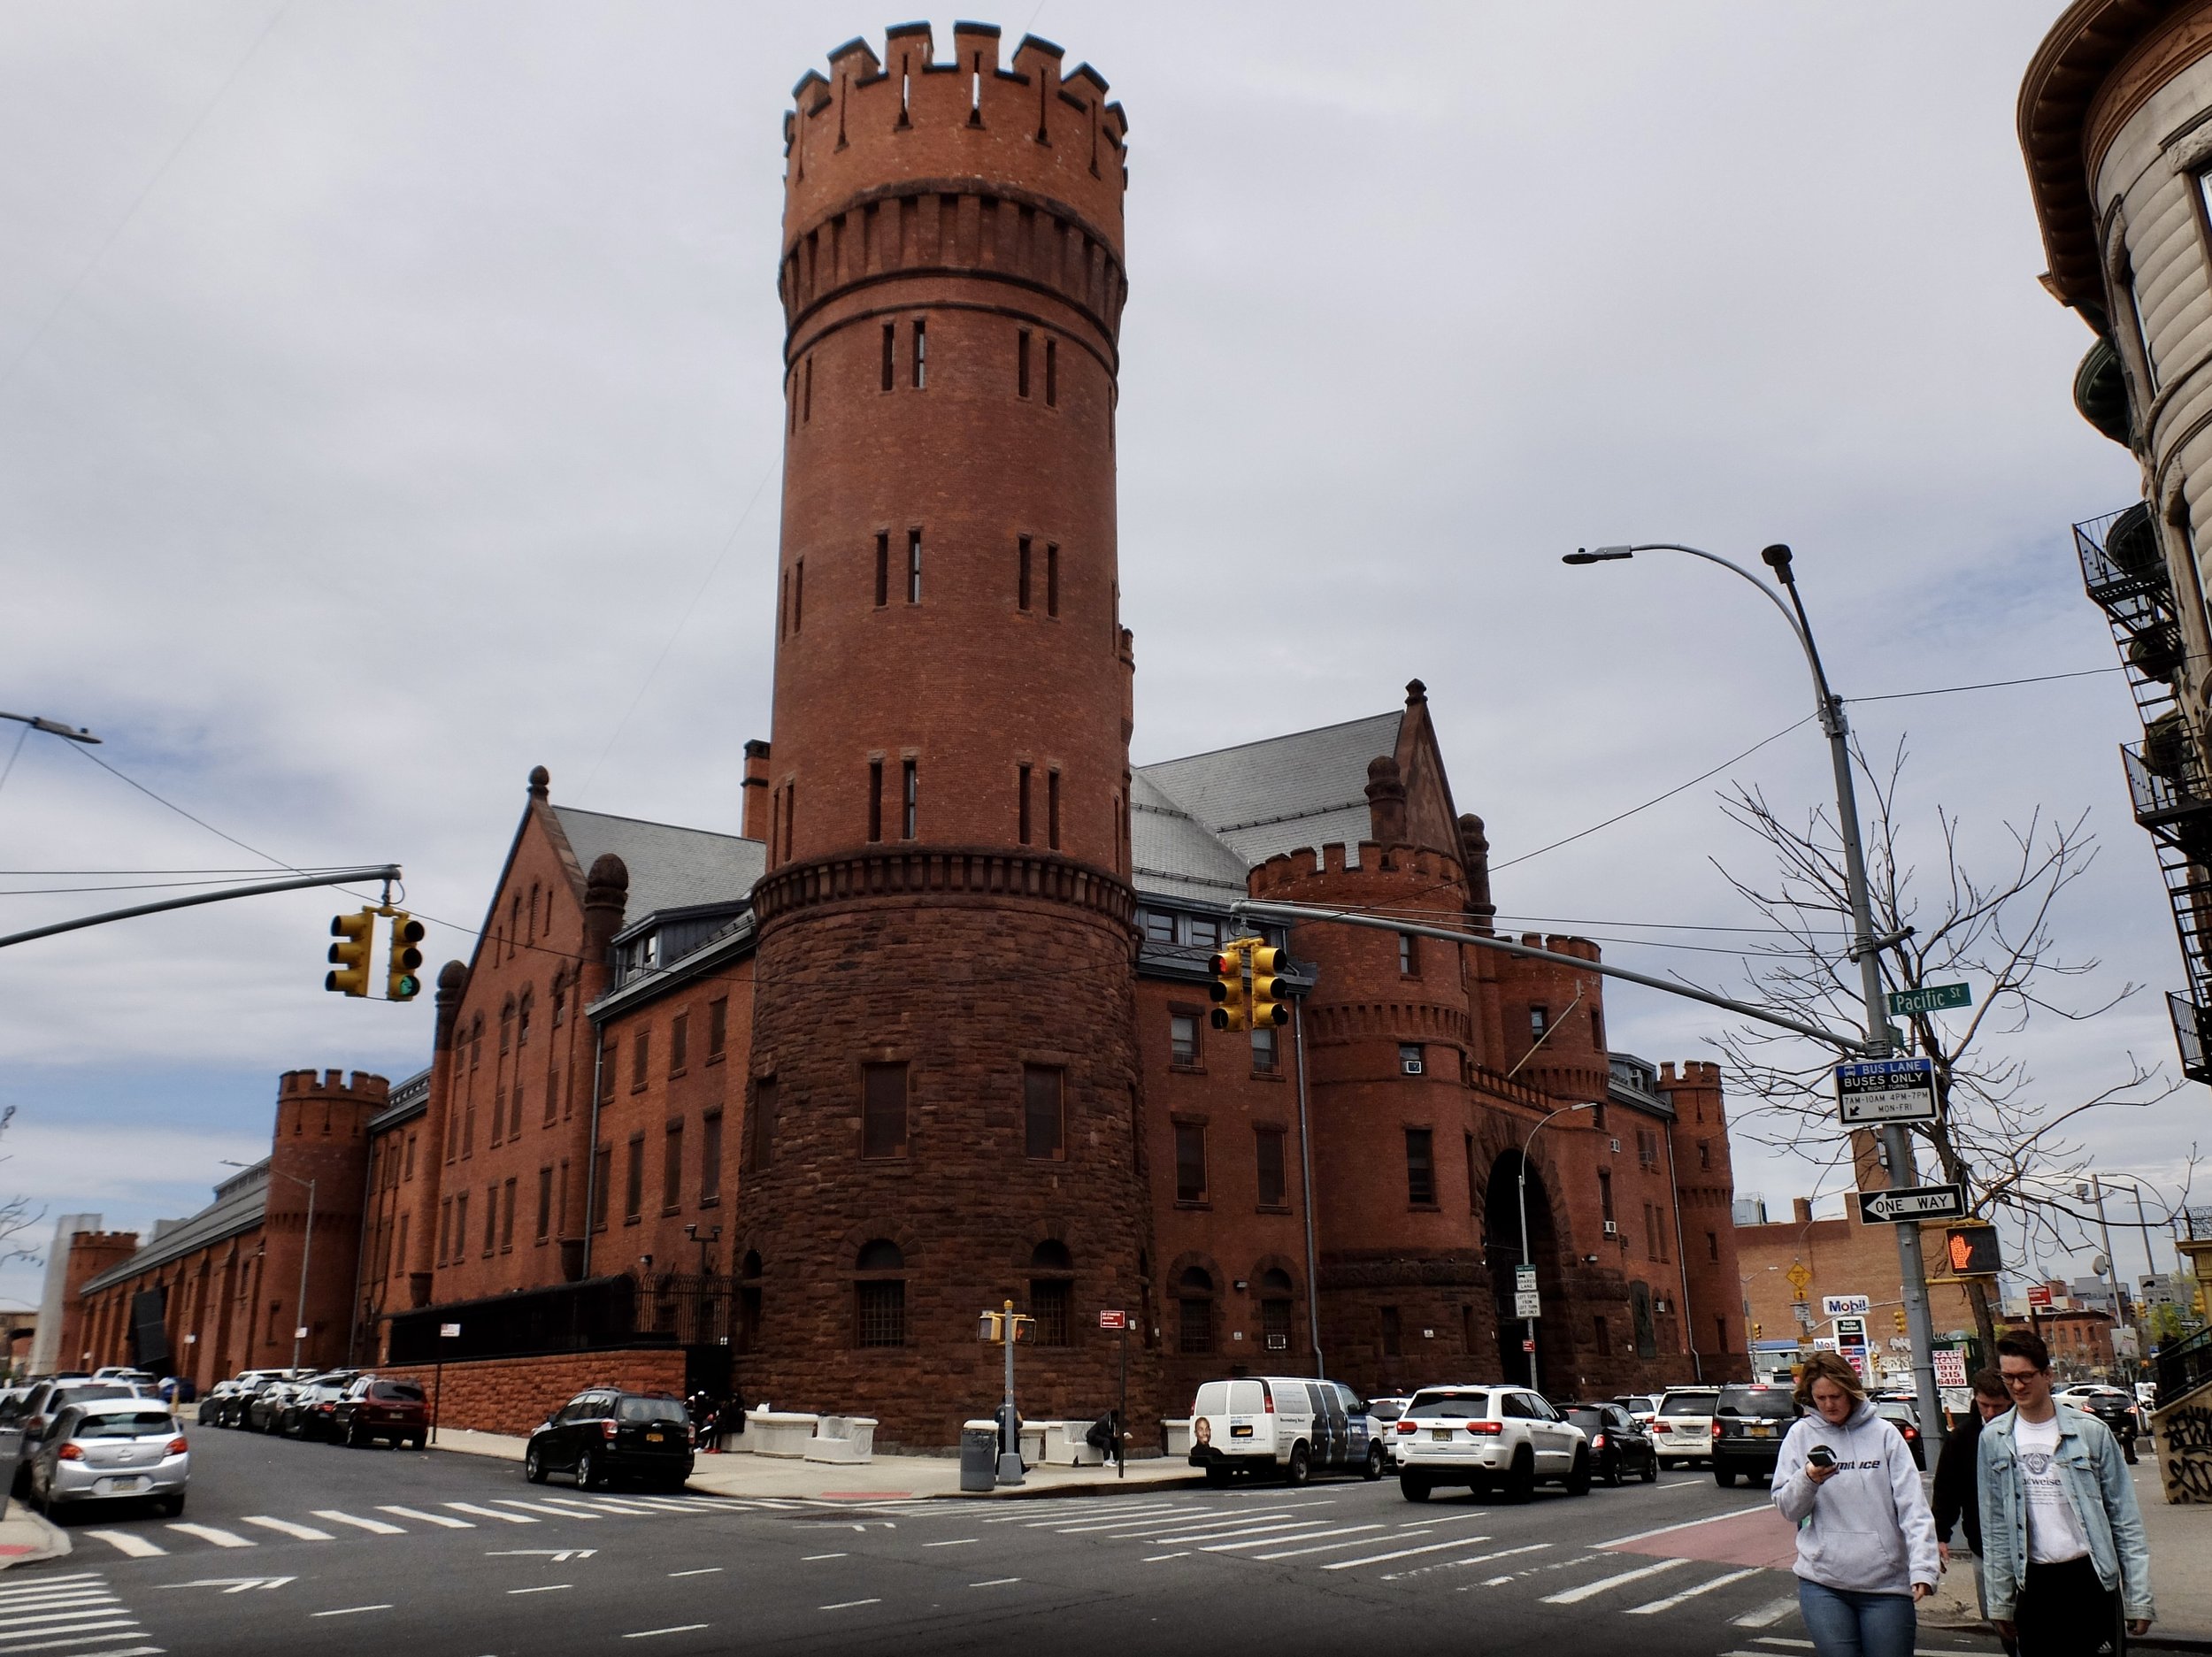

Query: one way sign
left=1855, top=1183, right=1968, bottom=1224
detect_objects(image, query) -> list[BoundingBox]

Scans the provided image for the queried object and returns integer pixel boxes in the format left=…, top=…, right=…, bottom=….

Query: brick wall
left=377, top=1347, right=687, bottom=1438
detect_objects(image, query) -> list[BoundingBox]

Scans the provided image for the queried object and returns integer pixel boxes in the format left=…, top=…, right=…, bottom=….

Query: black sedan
left=1562, top=1401, right=1659, bottom=1485
left=525, top=1389, right=693, bottom=1492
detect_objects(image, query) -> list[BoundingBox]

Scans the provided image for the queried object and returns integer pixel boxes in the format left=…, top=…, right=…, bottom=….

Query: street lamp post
left=1518, top=1102, right=1594, bottom=1389
left=227, top=1160, right=316, bottom=1369
left=1565, top=541, right=1945, bottom=1451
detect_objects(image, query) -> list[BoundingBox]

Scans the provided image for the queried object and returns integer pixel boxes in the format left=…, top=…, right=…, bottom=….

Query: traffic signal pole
left=0, top=865, right=403, bottom=949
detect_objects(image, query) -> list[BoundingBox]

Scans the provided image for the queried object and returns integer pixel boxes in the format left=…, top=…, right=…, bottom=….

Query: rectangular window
left=911, top=318, right=926, bottom=388
left=1250, top=1025, right=1278, bottom=1075
left=1400, top=932, right=1417, bottom=975
left=1405, top=1128, right=1436, bottom=1206
left=1017, top=327, right=1031, bottom=397
left=901, top=759, right=918, bottom=839
left=1598, top=1168, right=1614, bottom=1223
left=482, top=1185, right=496, bottom=1255
left=1030, top=1277, right=1070, bottom=1346
left=404, top=1134, right=416, bottom=1181
left=624, top=1134, right=645, bottom=1223
left=1639, top=1128, right=1659, bottom=1168
left=1698, top=1139, right=1711, bottom=1171
left=1018, top=764, right=1033, bottom=844
left=1187, top=916, right=1220, bottom=949
left=500, top=1178, right=516, bottom=1252
left=1174, top=1123, right=1206, bottom=1203
left=1018, top=536, right=1032, bottom=610
left=1399, top=1042, right=1424, bottom=1074
left=791, top=560, right=803, bottom=632
left=1044, top=336, right=1057, bottom=405
left=1644, top=1202, right=1659, bottom=1261
left=663, top=1121, right=684, bottom=1215
left=490, top=1088, right=504, bottom=1147
left=1255, top=1126, right=1286, bottom=1208
left=1706, top=1229, right=1719, bottom=1262
left=1381, top=1305, right=1402, bottom=1357
left=1592, top=1007, right=1605, bottom=1050
left=438, top=1198, right=451, bottom=1265
left=1046, top=543, right=1059, bottom=617
left=670, top=1013, right=689, bottom=1075
left=862, top=1062, right=909, bottom=1159
left=1024, top=1064, right=1064, bottom=1160
left=396, top=1212, right=409, bottom=1272
left=856, top=1280, right=905, bottom=1347
left=1047, top=770, right=1061, bottom=850
left=456, top=1193, right=471, bottom=1260
left=592, top=1147, right=610, bottom=1231
left=906, top=529, right=921, bottom=602
left=803, top=353, right=812, bottom=423
left=749, top=1077, right=777, bottom=1172
left=700, top=1111, right=723, bottom=1205
left=707, top=997, right=727, bottom=1060
left=875, top=532, right=890, bottom=606
left=536, top=1166, right=552, bottom=1243
left=1169, top=1013, right=1199, bottom=1068
left=1141, top=910, right=1176, bottom=945
left=880, top=321, right=895, bottom=390
left=1594, top=1316, right=1611, bottom=1357
left=1717, top=1316, right=1729, bottom=1354
left=1530, top=1005, right=1548, bottom=1037
left=631, top=1030, right=649, bottom=1092
left=1178, top=1294, right=1212, bottom=1355
left=868, top=759, right=884, bottom=842
left=545, top=1070, right=559, bottom=1125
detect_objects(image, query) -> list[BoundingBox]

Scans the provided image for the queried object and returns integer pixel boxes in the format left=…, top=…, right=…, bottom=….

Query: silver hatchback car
left=27, top=1400, right=189, bottom=1518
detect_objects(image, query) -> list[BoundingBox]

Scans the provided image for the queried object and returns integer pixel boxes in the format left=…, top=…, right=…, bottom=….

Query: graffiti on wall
left=2157, top=1400, right=2212, bottom=1504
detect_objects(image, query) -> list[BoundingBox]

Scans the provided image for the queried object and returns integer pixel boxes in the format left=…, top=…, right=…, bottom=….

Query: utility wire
left=1848, top=664, right=2124, bottom=703
left=0, top=723, right=30, bottom=801
left=69, top=743, right=296, bottom=873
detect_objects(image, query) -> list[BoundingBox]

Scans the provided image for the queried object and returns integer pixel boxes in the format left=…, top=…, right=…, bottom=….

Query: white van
left=1187, top=1376, right=1383, bottom=1484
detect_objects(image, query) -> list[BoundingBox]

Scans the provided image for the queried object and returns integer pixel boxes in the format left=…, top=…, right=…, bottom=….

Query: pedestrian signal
left=387, top=910, right=426, bottom=1001
left=326, top=909, right=375, bottom=996
left=1893, top=1308, right=1908, bottom=1333
left=1209, top=945, right=1248, bottom=1032
left=1248, top=944, right=1293, bottom=1028
left=1944, top=1224, right=2001, bottom=1277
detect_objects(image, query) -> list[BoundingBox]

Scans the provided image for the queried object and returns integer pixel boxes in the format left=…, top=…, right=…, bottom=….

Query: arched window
left=508, top=894, right=522, bottom=957
left=856, top=1240, right=905, bottom=1347
left=517, top=991, right=533, bottom=1049
left=527, top=882, right=540, bottom=943
left=1258, top=1268, right=1294, bottom=1353
left=1178, top=1267, right=1214, bottom=1355
left=499, top=999, right=515, bottom=1055
left=1030, top=1241, right=1073, bottom=1346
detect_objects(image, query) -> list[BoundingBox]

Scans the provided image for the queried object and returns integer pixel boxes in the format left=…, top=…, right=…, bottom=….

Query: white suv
left=1392, top=1384, right=1590, bottom=1502
left=1651, top=1386, right=1719, bottom=1468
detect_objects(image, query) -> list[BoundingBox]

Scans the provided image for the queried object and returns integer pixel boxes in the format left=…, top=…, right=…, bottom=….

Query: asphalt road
left=3, top=1429, right=2010, bottom=1657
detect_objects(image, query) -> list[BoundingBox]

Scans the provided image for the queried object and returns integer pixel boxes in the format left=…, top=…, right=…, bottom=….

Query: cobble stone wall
left=379, top=1346, right=687, bottom=1439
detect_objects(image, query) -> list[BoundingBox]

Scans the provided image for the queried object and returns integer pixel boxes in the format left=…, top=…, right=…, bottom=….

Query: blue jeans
left=1797, top=1579, right=1917, bottom=1657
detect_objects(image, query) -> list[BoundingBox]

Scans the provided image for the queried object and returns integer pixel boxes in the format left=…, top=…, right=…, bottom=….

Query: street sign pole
left=1118, top=1320, right=1128, bottom=1481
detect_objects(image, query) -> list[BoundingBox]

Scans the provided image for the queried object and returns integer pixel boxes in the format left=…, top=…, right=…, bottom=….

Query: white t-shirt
left=2014, top=1413, right=2090, bottom=1565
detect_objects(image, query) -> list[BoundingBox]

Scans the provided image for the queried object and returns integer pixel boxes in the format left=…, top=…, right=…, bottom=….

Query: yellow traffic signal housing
left=387, top=910, right=426, bottom=1001
left=326, top=909, right=376, bottom=996
left=1248, top=943, right=1293, bottom=1028
left=1893, top=1308, right=1909, bottom=1334
left=1209, top=945, right=1248, bottom=1032
left=1943, top=1223, right=2002, bottom=1278
left=976, top=1309, right=1035, bottom=1345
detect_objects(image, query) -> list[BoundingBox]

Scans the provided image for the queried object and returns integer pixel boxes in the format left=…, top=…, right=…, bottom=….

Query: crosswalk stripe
left=375, top=1505, right=472, bottom=1529
left=0, top=1621, right=143, bottom=1653
left=0, top=1580, right=105, bottom=1600
left=1732, top=1597, right=1801, bottom=1629
left=0, top=1607, right=127, bottom=1631
left=443, top=1503, right=537, bottom=1524
left=1627, top=1566, right=1765, bottom=1615
left=1445, top=1543, right=1553, bottom=1575
left=311, top=1510, right=405, bottom=1535
left=1320, top=1534, right=1494, bottom=1571
left=1204, top=1524, right=1381, bottom=1553
left=0, top=1592, right=119, bottom=1610
left=164, top=1524, right=253, bottom=1549
left=1540, top=1557, right=1691, bottom=1605
left=242, top=1516, right=333, bottom=1541
left=1042, top=1507, right=1200, bottom=1532
left=0, top=1598, right=119, bottom=1622
left=492, top=1500, right=602, bottom=1520
left=575, top=1500, right=661, bottom=1515
left=1143, top=1519, right=1325, bottom=1546
left=1249, top=1527, right=1395, bottom=1561
left=1114, top=1508, right=1315, bottom=1538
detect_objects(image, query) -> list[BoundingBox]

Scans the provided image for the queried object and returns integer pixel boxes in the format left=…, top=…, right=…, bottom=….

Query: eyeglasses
left=2000, top=1371, right=2043, bottom=1388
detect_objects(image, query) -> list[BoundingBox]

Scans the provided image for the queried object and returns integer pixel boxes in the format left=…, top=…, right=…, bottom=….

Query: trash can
left=960, top=1420, right=1000, bottom=1492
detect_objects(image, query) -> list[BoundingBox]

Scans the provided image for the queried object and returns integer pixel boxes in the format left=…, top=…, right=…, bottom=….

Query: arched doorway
left=1483, top=1150, right=1563, bottom=1395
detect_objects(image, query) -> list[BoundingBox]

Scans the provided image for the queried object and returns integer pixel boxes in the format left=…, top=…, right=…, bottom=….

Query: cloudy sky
left=0, top=3, right=2190, bottom=1315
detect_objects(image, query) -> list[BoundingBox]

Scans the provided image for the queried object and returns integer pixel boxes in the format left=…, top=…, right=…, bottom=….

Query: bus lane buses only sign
left=1834, top=1057, right=1938, bottom=1125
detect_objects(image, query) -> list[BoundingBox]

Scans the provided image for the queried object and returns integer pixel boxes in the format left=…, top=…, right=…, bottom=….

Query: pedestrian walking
left=1774, top=1350, right=1940, bottom=1657
left=1979, top=1331, right=2153, bottom=1656
left=1933, top=1369, right=2016, bottom=1655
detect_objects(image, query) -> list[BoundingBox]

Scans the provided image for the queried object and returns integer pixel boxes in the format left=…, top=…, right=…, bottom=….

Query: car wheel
left=343, top=1419, right=363, bottom=1448
left=1714, top=1464, right=1737, bottom=1488
left=576, top=1447, right=599, bottom=1490
left=1363, top=1444, right=1385, bottom=1482
left=1640, top=1452, right=1658, bottom=1484
left=1400, top=1473, right=1432, bottom=1502
left=525, top=1444, right=548, bottom=1484
left=1203, top=1465, right=1231, bottom=1488
left=1503, top=1448, right=1536, bottom=1504
left=2124, top=1437, right=2139, bottom=1466
left=1604, top=1452, right=1624, bottom=1488
left=1284, top=1443, right=1310, bottom=1487
left=1564, top=1447, right=1591, bottom=1497
left=411, top=1433, right=428, bottom=1452
left=157, top=1493, right=184, bottom=1519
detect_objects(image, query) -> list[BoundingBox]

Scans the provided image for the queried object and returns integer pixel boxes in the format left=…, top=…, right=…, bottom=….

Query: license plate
left=100, top=1477, right=149, bottom=1493
left=1749, top=1423, right=1773, bottom=1438
left=646, top=1431, right=664, bottom=1443
left=1432, top=1429, right=1452, bottom=1441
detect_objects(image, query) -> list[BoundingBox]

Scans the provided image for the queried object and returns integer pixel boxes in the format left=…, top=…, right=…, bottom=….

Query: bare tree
left=1705, top=737, right=2189, bottom=1360
left=0, top=1107, right=42, bottom=1274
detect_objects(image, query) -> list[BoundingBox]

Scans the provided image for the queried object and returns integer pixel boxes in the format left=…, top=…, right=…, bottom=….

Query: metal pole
left=2089, top=1177, right=2125, bottom=1369
left=1118, top=1323, right=1128, bottom=1480
left=997, top=1298, right=1024, bottom=1485
left=292, top=1178, right=315, bottom=1370
left=1293, top=999, right=1324, bottom=1378
left=0, top=865, right=403, bottom=949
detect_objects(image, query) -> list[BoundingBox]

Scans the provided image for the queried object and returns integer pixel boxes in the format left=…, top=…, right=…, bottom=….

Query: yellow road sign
left=1785, top=1262, right=1813, bottom=1292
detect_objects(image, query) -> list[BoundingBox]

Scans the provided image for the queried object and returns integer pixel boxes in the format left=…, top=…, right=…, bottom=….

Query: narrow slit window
left=792, top=559, right=803, bottom=632
left=1044, top=337, right=1057, bottom=405
left=1046, top=543, right=1059, bottom=617
left=880, top=321, right=895, bottom=391
left=862, top=1062, right=909, bottom=1159
left=868, top=760, right=884, bottom=843
left=1018, top=764, right=1033, bottom=845
left=789, top=369, right=798, bottom=433
left=1018, top=329, right=1031, bottom=397
left=803, top=354, right=813, bottom=423
left=911, top=318, right=926, bottom=388
left=779, top=570, right=788, bottom=638
left=906, top=529, right=922, bottom=602
left=901, top=759, right=918, bottom=840
left=1018, top=536, right=1032, bottom=610
left=1047, top=770, right=1061, bottom=850
left=875, top=532, right=890, bottom=607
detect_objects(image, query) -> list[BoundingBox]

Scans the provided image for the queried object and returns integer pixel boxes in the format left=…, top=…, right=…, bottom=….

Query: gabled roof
left=79, top=1167, right=268, bottom=1297
left=549, top=806, right=765, bottom=924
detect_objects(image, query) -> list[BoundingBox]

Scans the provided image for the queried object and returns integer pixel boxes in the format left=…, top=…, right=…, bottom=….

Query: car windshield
left=1406, top=1392, right=1489, bottom=1419
left=1719, top=1387, right=1796, bottom=1418
left=73, top=1411, right=178, bottom=1439
left=1369, top=1400, right=1404, bottom=1423
left=616, top=1398, right=687, bottom=1426
left=371, top=1382, right=425, bottom=1402
left=1660, top=1390, right=1717, bottom=1414
left=57, top=1385, right=133, bottom=1407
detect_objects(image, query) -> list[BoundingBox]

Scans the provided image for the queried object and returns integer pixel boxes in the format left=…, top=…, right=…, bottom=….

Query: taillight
left=1466, top=1421, right=1502, bottom=1437
left=1263, top=1392, right=1274, bottom=1415
left=601, top=1419, right=618, bottom=1439
left=1652, top=1422, right=1671, bottom=1432
left=165, top=1438, right=188, bottom=1455
left=57, top=1444, right=82, bottom=1461
left=1592, top=1433, right=1608, bottom=1448
left=1395, top=1422, right=1416, bottom=1435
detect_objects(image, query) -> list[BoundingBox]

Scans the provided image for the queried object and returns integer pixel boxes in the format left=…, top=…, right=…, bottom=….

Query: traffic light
left=1209, top=944, right=1248, bottom=1032
left=1893, top=1308, right=1909, bottom=1334
left=976, top=1309, right=1035, bottom=1345
left=387, top=910, right=426, bottom=1001
left=1248, top=943, right=1293, bottom=1028
left=1753, top=1322, right=1763, bottom=1339
left=326, top=909, right=375, bottom=996
left=1944, top=1223, right=2002, bottom=1277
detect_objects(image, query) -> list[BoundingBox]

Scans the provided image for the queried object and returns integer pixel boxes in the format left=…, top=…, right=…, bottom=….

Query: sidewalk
left=0, top=1499, right=68, bottom=1572
left=427, top=1427, right=1201, bottom=1501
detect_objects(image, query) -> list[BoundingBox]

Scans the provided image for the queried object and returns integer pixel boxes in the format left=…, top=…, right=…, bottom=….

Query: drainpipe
left=581, top=1021, right=607, bottom=1279
left=1663, top=1120, right=1701, bottom=1383
left=1293, top=997, right=1322, bottom=1379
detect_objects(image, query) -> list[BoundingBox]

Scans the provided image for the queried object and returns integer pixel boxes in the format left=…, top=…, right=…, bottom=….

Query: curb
left=0, top=1503, right=71, bottom=1573
left=932, top=1473, right=1207, bottom=1500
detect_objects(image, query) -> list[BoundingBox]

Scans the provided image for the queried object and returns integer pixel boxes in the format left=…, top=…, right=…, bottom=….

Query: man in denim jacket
left=1979, top=1331, right=2153, bottom=1654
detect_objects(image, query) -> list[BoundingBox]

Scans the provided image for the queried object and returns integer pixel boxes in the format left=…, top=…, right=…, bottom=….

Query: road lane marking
left=491, top=1500, right=602, bottom=1520
left=1142, top=1518, right=1325, bottom=1545
left=1249, top=1528, right=1396, bottom=1560
left=800, top=1553, right=846, bottom=1561
left=1203, top=1523, right=1386, bottom=1553
left=507, top=1585, right=572, bottom=1595
left=969, top=1578, right=1020, bottom=1587
left=0, top=1618, right=142, bottom=1648
left=1321, top=1534, right=1494, bottom=1571
left=922, top=1538, right=979, bottom=1548
left=0, top=1606, right=129, bottom=1631
left=376, top=1506, right=472, bottom=1529
left=1141, top=1552, right=1188, bottom=1562
left=575, top=1499, right=662, bottom=1515
left=623, top=1626, right=710, bottom=1639
left=242, top=1516, right=333, bottom=1541
left=165, top=1524, right=254, bottom=1548
left=1540, top=1558, right=1692, bottom=1605
left=1596, top=1509, right=1766, bottom=1549
left=310, top=1604, right=394, bottom=1617
left=0, top=1597, right=121, bottom=1622
left=1732, top=1598, right=1801, bottom=1629
left=1628, top=1566, right=1765, bottom=1615
left=667, top=1569, right=722, bottom=1578
left=444, top=1503, right=537, bottom=1524
left=818, top=1600, right=879, bottom=1612
left=311, top=1510, right=404, bottom=1535
left=1445, top=1543, right=1551, bottom=1571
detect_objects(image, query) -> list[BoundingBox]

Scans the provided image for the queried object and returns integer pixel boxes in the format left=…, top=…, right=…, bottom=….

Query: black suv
left=2057, top=1386, right=2142, bottom=1463
left=525, top=1389, right=693, bottom=1492
left=1712, top=1383, right=1801, bottom=1486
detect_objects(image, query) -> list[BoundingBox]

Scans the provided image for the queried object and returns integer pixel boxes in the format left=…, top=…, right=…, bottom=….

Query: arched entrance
left=1484, top=1151, right=1563, bottom=1396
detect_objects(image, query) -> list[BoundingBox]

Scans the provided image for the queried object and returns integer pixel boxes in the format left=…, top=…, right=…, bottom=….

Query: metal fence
left=387, top=1270, right=745, bottom=1365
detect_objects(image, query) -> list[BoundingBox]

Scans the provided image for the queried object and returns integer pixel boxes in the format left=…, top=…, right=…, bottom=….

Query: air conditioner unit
left=1264, top=1334, right=1288, bottom=1352
left=1402, top=1059, right=1425, bottom=1076
left=1609, top=1138, right=1621, bottom=1154
left=1655, top=1297, right=1672, bottom=1315
left=1602, top=1221, right=1618, bottom=1238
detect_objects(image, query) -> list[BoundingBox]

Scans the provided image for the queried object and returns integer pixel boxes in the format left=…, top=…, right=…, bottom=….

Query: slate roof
left=79, top=1165, right=269, bottom=1297
left=1132, top=710, right=1401, bottom=904
left=551, top=807, right=766, bottom=924
left=369, top=1067, right=432, bottom=1134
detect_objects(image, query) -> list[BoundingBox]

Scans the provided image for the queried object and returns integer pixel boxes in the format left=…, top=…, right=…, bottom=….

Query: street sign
left=439, top=1322, right=462, bottom=1339
left=1836, top=1058, right=1939, bottom=1124
left=1785, top=1262, right=1813, bottom=1293
left=1521, top=1339, right=1536, bottom=1353
left=1932, top=1349, right=1967, bottom=1387
left=1855, top=1183, right=1968, bottom=1224
left=2026, top=1285, right=2053, bottom=1308
left=1821, top=1294, right=1870, bottom=1317
left=1098, top=1310, right=1127, bottom=1331
left=1887, top=984, right=1972, bottom=1016
left=1514, top=1290, right=1542, bottom=1319
left=1515, top=1266, right=1538, bottom=1293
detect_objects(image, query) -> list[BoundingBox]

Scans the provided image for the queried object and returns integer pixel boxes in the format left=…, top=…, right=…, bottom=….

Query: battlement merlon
left=783, top=24, right=1128, bottom=249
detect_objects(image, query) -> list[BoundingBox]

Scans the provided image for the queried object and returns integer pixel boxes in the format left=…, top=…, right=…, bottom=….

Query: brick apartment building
left=57, top=23, right=1750, bottom=1443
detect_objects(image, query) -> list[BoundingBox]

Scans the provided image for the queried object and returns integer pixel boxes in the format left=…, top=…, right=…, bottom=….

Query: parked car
left=25, top=1400, right=188, bottom=1518
left=1874, top=1399, right=1927, bottom=1471
left=1614, top=1392, right=1663, bottom=1428
left=90, top=1368, right=157, bottom=1385
left=2055, top=1384, right=2142, bottom=1463
left=1710, top=1382, right=1801, bottom=1487
left=214, top=1370, right=297, bottom=1429
left=246, top=1379, right=305, bottom=1433
left=1561, top=1400, right=1657, bottom=1486
left=12, top=1380, right=145, bottom=1492
left=1393, top=1383, right=1589, bottom=1503
left=525, top=1389, right=695, bottom=1492
left=332, top=1376, right=429, bottom=1449
left=1186, top=1376, right=1381, bottom=1484
left=280, top=1374, right=358, bottom=1441
left=1368, top=1395, right=1411, bottom=1469
left=1651, top=1386, right=1720, bottom=1469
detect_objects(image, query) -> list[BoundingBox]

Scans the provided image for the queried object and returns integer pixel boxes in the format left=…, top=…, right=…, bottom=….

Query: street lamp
left=227, top=1160, right=315, bottom=1370
left=1518, top=1101, right=1594, bottom=1388
left=0, top=710, right=100, bottom=744
left=1566, top=541, right=1944, bottom=1450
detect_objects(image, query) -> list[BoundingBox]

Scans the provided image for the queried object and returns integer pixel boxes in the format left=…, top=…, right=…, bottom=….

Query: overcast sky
left=0, top=3, right=2190, bottom=1316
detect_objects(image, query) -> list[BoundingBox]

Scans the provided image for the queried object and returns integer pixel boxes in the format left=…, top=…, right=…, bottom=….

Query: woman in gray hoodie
left=1773, top=1352, right=1941, bottom=1657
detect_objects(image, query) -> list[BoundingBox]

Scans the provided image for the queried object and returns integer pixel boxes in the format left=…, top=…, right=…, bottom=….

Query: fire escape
left=2077, top=503, right=2212, bottom=1083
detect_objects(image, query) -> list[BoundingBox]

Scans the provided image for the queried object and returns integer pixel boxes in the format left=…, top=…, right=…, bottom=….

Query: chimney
left=1365, top=756, right=1408, bottom=845
left=1458, top=813, right=1494, bottom=931
left=1792, top=1197, right=1813, bottom=1226
left=741, top=740, right=772, bottom=840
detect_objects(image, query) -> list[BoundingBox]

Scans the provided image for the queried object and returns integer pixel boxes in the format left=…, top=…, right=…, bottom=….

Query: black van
left=1711, top=1383, right=1801, bottom=1486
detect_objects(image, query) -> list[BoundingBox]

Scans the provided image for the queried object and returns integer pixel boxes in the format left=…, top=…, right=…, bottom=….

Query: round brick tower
left=739, top=24, right=1153, bottom=1446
